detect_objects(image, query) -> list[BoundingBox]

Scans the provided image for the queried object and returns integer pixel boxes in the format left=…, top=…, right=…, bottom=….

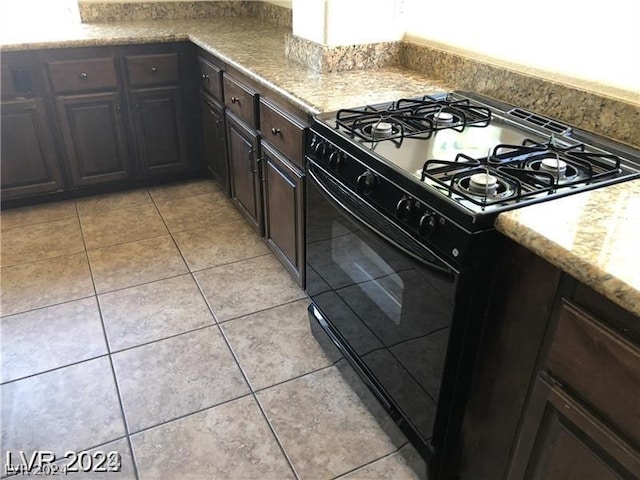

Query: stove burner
left=360, top=121, right=401, bottom=141
left=371, top=121, right=394, bottom=137
left=539, top=157, right=567, bottom=174
left=455, top=171, right=516, bottom=201
left=468, top=173, right=498, bottom=195
left=433, top=111, right=455, bottom=123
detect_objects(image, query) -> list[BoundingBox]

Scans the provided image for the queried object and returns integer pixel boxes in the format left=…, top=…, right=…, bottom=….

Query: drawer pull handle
left=231, top=97, right=240, bottom=104
left=151, top=67, right=159, bottom=73
left=79, top=72, right=88, bottom=79
left=271, top=128, right=281, bottom=136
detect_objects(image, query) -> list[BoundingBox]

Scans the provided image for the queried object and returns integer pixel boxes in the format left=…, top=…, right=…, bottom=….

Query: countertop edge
left=495, top=212, right=640, bottom=317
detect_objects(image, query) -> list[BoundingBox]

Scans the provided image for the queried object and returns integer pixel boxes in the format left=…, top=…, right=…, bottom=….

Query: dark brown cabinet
left=258, top=97, right=307, bottom=286
left=1, top=43, right=198, bottom=203
left=131, top=86, right=189, bottom=176
left=508, top=373, right=640, bottom=480
left=201, top=92, right=229, bottom=193
left=458, top=239, right=640, bottom=480
left=507, top=297, right=640, bottom=480
left=227, top=111, right=262, bottom=234
left=1, top=98, right=65, bottom=198
left=262, top=142, right=305, bottom=285
left=55, top=92, right=131, bottom=186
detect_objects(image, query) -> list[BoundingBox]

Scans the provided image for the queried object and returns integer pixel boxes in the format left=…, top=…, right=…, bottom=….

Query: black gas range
left=309, top=91, right=639, bottom=266
left=304, top=92, right=639, bottom=478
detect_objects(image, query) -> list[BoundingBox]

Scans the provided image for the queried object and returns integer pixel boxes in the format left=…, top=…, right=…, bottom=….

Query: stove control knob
left=395, top=196, right=414, bottom=221
left=356, top=171, right=378, bottom=195
left=419, top=212, right=438, bottom=238
left=328, top=151, right=344, bottom=170
left=313, top=140, right=330, bottom=160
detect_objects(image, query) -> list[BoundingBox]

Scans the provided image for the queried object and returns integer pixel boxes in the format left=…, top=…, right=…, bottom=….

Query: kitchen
left=3, top=2, right=639, bottom=478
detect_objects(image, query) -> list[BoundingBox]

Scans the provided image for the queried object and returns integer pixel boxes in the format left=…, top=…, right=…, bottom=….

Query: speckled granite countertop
left=0, top=17, right=449, bottom=115
left=496, top=180, right=640, bottom=316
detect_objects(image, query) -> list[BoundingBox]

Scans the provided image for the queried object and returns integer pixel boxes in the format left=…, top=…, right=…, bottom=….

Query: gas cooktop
left=310, top=92, right=640, bottom=228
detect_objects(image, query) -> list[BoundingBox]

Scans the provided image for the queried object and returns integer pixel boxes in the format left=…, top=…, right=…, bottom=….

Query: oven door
left=306, top=159, right=461, bottom=459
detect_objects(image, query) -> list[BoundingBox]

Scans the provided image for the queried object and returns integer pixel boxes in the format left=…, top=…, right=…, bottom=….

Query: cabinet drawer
left=198, top=56, right=223, bottom=101
left=125, top=53, right=179, bottom=87
left=223, top=74, right=258, bottom=128
left=547, top=299, right=640, bottom=444
left=48, top=57, right=118, bottom=93
left=260, top=99, right=305, bottom=169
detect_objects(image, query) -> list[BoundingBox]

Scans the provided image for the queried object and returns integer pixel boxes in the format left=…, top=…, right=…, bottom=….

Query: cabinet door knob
left=271, top=127, right=281, bottom=136
left=79, top=72, right=88, bottom=79
left=150, top=66, right=158, bottom=73
left=231, top=97, right=239, bottom=104
left=202, top=74, right=209, bottom=80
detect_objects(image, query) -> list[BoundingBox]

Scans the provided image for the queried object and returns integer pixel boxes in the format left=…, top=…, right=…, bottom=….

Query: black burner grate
left=335, top=94, right=492, bottom=143
left=420, top=137, right=623, bottom=208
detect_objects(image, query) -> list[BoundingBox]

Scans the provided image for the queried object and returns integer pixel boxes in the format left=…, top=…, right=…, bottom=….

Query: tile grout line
left=329, top=444, right=412, bottom=480
left=149, top=186, right=302, bottom=477
left=161, top=188, right=305, bottom=480
left=75, top=200, right=142, bottom=480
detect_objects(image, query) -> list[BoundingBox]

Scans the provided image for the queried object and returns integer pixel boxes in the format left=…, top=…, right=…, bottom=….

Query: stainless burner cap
left=373, top=121, right=394, bottom=136
left=469, top=173, right=498, bottom=196
left=433, top=111, right=454, bottom=123
left=540, top=157, right=568, bottom=175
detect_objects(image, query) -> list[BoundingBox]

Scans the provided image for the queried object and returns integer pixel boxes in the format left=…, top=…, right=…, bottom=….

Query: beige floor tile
left=1, top=357, right=125, bottom=468
left=222, top=299, right=339, bottom=390
left=0, top=253, right=94, bottom=317
left=99, top=275, right=214, bottom=351
left=1, top=297, right=107, bottom=383
left=76, top=189, right=152, bottom=216
left=1, top=217, right=85, bottom=267
left=80, top=204, right=167, bottom=250
left=338, top=445, right=427, bottom=480
left=0, top=201, right=77, bottom=230
left=257, top=365, right=404, bottom=479
left=147, top=179, right=221, bottom=203
left=172, top=219, right=269, bottom=271
left=155, top=193, right=240, bottom=233
left=112, top=327, right=249, bottom=432
left=47, top=438, right=138, bottom=480
left=131, top=395, right=295, bottom=480
left=194, top=254, right=307, bottom=322
left=88, top=235, right=188, bottom=294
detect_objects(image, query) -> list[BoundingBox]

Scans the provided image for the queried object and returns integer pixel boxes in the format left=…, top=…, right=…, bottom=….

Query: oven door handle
left=307, top=161, right=455, bottom=277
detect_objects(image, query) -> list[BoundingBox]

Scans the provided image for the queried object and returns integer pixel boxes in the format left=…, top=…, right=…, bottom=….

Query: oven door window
left=307, top=178, right=457, bottom=442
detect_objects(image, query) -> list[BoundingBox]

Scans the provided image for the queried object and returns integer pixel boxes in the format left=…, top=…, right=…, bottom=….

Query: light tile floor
left=0, top=179, right=426, bottom=480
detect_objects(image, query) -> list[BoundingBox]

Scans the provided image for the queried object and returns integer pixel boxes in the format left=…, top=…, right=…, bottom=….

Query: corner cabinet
left=1, top=52, right=65, bottom=199
left=1, top=43, right=200, bottom=204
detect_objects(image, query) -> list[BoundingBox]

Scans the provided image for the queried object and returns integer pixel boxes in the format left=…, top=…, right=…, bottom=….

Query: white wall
left=293, top=0, right=403, bottom=46
left=402, top=0, right=640, bottom=94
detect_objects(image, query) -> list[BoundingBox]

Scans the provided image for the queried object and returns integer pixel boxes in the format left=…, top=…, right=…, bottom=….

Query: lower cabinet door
left=56, top=92, right=131, bottom=187
left=262, top=142, right=304, bottom=286
left=201, top=92, right=229, bottom=194
left=507, top=373, right=640, bottom=480
left=227, top=112, right=262, bottom=234
left=131, top=86, right=189, bottom=176
left=1, top=98, right=65, bottom=199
